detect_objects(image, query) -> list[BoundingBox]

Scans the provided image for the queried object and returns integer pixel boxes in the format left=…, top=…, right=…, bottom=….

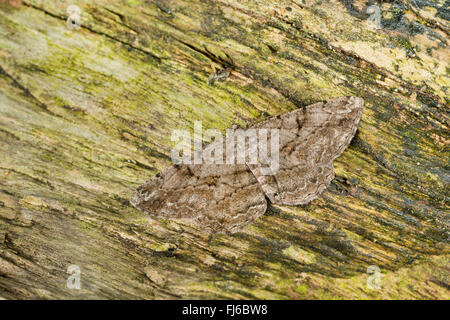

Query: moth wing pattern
left=131, top=96, right=363, bottom=233
left=248, top=96, right=363, bottom=205
left=130, top=161, right=267, bottom=234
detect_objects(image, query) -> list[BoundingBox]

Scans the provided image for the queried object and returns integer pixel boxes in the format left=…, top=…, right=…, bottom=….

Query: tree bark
left=0, top=0, right=448, bottom=299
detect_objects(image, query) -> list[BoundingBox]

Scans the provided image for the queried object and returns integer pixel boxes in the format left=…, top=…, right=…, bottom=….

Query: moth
left=131, top=96, right=363, bottom=233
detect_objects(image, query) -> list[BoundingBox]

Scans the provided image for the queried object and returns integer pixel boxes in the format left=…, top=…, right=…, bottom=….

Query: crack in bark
left=0, top=64, right=60, bottom=117
left=22, top=1, right=163, bottom=62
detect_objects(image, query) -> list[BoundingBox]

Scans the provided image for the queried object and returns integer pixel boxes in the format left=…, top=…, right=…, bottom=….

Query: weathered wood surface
left=0, top=0, right=448, bottom=299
